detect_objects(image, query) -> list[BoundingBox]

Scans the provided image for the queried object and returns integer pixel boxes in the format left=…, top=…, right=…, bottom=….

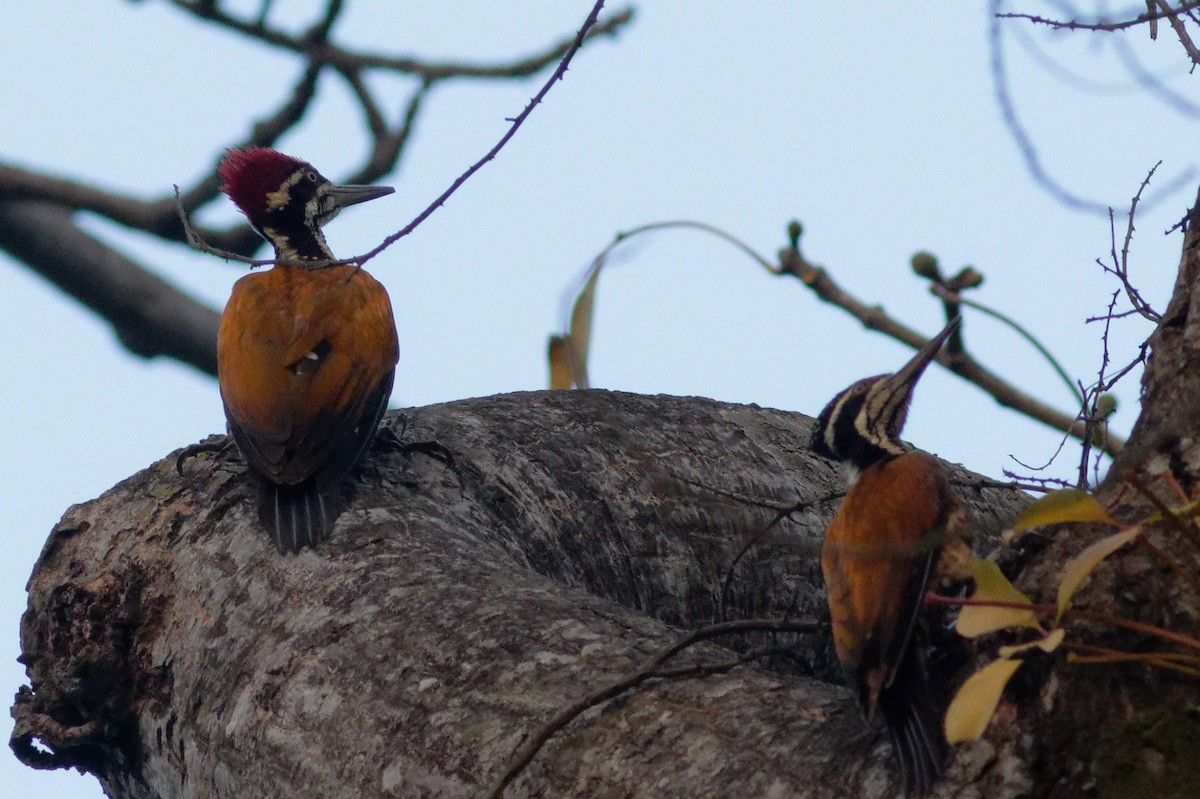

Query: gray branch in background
left=0, top=200, right=220, bottom=375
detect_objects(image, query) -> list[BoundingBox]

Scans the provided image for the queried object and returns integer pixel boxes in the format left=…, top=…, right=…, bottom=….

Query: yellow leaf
left=1011, top=489, right=1116, bottom=536
left=566, top=264, right=603, bottom=390
left=945, top=658, right=1022, bottom=743
left=998, top=628, right=1065, bottom=658
left=547, top=335, right=573, bottom=390
left=1056, top=527, right=1141, bottom=620
left=957, top=556, right=1039, bottom=637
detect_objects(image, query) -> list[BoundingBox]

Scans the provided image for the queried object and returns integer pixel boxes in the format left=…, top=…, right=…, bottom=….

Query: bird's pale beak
left=329, top=184, right=395, bottom=209
left=885, top=316, right=961, bottom=394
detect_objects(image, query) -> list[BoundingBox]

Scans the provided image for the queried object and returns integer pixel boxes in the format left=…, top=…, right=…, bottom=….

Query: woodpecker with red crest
left=215, top=147, right=398, bottom=553
left=810, top=317, right=969, bottom=795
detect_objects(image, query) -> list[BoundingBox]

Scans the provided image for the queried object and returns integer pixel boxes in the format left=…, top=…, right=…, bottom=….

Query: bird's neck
left=261, top=224, right=336, bottom=264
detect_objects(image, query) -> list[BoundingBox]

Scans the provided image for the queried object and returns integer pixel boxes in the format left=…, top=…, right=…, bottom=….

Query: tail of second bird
left=878, top=650, right=949, bottom=796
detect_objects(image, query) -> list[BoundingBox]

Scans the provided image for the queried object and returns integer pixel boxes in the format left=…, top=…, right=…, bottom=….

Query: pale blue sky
left=4, top=3, right=1195, bottom=796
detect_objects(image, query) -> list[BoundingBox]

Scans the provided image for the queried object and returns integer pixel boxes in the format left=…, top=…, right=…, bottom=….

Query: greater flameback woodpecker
left=216, top=148, right=399, bottom=553
left=810, top=317, right=970, bottom=795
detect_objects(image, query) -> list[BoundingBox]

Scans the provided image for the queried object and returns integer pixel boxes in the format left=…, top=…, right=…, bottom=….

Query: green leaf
left=1011, top=489, right=1116, bottom=536
left=944, top=658, right=1022, bottom=743
left=1056, top=527, right=1141, bottom=620
left=957, top=556, right=1039, bottom=637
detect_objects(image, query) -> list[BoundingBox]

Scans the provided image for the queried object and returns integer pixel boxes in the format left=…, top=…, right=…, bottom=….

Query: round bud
left=949, top=266, right=984, bottom=291
left=786, top=220, right=803, bottom=249
left=911, top=251, right=941, bottom=279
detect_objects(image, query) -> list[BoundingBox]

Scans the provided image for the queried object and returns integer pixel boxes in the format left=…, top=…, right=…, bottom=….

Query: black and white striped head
left=219, top=148, right=393, bottom=262
left=810, top=318, right=960, bottom=472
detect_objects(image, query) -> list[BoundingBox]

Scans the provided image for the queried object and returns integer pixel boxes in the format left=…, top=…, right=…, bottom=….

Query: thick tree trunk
left=12, top=390, right=1026, bottom=798
left=1003, top=193, right=1200, bottom=799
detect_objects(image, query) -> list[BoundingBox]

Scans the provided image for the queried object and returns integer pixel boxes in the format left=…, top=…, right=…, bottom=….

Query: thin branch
left=1110, top=163, right=1164, bottom=322
left=998, top=0, right=1200, bottom=32
left=346, top=0, right=616, bottom=269
left=777, top=241, right=1125, bottom=456
left=1077, top=291, right=1122, bottom=487
left=989, top=0, right=1113, bottom=214
left=1112, top=33, right=1200, bottom=117
left=1000, top=469, right=1075, bottom=491
left=960, top=475, right=1060, bottom=493
left=1008, top=424, right=1075, bottom=478
left=306, top=0, right=345, bottom=46
left=929, top=594, right=1200, bottom=651
left=338, top=66, right=388, bottom=139
left=168, top=0, right=634, bottom=80
left=485, top=619, right=821, bottom=799
left=930, top=283, right=1084, bottom=406
left=1063, top=641, right=1200, bottom=666
left=718, top=495, right=836, bottom=619
left=179, top=2, right=610, bottom=271
left=341, top=80, right=432, bottom=186
left=1066, top=650, right=1200, bottom=677
left=0, top=61, right=325, bottom=252
left=1125, top=471, right=1200, bottom=553
left=1155, top=0, right=1200, bottom=64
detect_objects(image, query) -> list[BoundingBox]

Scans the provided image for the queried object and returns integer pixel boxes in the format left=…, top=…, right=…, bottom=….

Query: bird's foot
left=176, top=436, right=233, bottom=475
left=373, top=427, right=454, bottom=467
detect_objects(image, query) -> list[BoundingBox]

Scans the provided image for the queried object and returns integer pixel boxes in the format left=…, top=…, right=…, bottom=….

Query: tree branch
left=167, top=0, right=635, bottom=79
left=777, top=240, right=1125, bottom=455
left=0, top=200, right=219, bottom=374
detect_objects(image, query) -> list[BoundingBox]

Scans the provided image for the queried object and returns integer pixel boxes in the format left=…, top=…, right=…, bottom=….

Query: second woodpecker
left=216, top=148, right=399, bottom=554
left=810, top=317, right=970, bottom=795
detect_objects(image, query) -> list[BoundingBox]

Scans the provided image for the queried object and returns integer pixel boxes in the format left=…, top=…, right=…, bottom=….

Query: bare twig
left=347, top=0, right=616, bottom=269
left=778, top=241, right=1125, bottom=456
left=168, top=0, right=634, bottom=80
left=989, top=0, right=1112, bottom=213
left=930, top=283, right=1084, bottom=406
left=1125, top=472, right=1200, bottom=553
left=1112, top=34, right=1200, bottom=117
left=998, top=0, right=1200, bottom=33
left=1103, top=163, right=1164, bottom=322
left=178, top=1, right=617, bottom=272
left=955, top=475, right=1056, bottom=494
left=718, top=493, right=838, bottom=618
left=603, top=220, right=781, bottom=275
left=1000, top=469, right=1075, bottom=491
left=0, top=61, right=325, bottom=250
left=1154, top=0, right=1200, bottom=64
left=485, top=618, right=820, bottom=799
left=1008, top=427, right=1074, bottom=477
left=1077, top=291, right=1121, bottom=486
left=928, top=594, right=1200, bottom=652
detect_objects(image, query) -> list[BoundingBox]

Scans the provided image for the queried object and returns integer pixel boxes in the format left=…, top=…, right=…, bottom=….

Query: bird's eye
left=306, top=171, right=318, bottom=183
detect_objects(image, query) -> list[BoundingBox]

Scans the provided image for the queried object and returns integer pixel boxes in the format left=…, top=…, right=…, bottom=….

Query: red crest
left=218, top=148, right=307, bottom=224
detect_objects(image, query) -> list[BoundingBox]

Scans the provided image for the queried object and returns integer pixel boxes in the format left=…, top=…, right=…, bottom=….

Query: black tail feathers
left=879, top=658, right=949, bottom=796
left=257, top=479, right=342, bottom=554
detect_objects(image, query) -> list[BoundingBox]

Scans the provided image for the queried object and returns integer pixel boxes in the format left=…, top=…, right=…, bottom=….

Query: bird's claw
left=176, top=436, right=233, bottom=475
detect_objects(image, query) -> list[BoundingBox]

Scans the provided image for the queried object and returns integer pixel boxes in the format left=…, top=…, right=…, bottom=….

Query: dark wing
left=217, top=265, right=399, bottom=487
